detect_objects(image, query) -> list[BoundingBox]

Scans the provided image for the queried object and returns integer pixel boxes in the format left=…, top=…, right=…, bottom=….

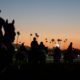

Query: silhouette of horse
left=3, top=19, right=16, bottom=65
left=4, top=19, right=16, bottom=43
left=0, top=18, right=16, bottom=73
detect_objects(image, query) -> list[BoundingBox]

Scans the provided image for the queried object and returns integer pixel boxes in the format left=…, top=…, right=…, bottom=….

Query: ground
left=0, top=63, right=80, bottom=79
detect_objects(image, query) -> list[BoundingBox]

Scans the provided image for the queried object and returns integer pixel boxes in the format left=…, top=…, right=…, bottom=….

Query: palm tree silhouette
left=51, top=39, right=55, bottom=43
left=16, top=31, right=20, bottom=45
left=51, top=38, right=55, bottom=47
left=35, top=33, right=39, bottom=42
left=35, top=33, right=39, bottom=38
left=45, top=38, right=48, bottom=47
left=30, top=33, right=33, bottom=43
left=57, top=39, right=62, bottom=48
left=30, top=33, right=32, bottom=36
left=45, top=38, right=47, bottom=41
left=64, top=39, right=68, bottom=49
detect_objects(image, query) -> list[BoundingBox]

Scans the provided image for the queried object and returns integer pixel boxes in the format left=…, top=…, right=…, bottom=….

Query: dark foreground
left=0, top=63, right=80, bottom=79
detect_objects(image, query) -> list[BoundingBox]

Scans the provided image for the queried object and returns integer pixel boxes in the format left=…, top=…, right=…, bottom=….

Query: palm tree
left=45, top=38, right=48, bottom=42
left=45, top=38, right=47, bottom=42
left=35, top=33, right=39, bottom=42
left=16, top=31, right=20, bottom=45
left=30, top=33, right=32, bottom=36
left=51, top=38, right=55, bottom=43
left=45, top=38, right=48, bottom=47
left=57, top=39, right=62, bottom=48
left=64, top=39, right=68, bottom=49
left=51, top=38, right=55, bottom=47
left=30, top=33, right=33, bottom=44
left=35, top=33, right=39, bottom=38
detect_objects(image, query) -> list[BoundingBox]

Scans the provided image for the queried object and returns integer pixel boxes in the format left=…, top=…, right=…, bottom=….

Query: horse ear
left=6, top=19, right=8, bottom=23
left=12, top=19, right=15, bottom=24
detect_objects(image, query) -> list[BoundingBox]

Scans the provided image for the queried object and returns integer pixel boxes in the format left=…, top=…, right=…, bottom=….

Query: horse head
left=4, top=19, right=16, bottom=43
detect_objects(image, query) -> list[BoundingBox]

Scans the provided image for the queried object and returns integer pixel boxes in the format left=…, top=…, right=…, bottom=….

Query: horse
left=0, top=18, right=16, bottom=73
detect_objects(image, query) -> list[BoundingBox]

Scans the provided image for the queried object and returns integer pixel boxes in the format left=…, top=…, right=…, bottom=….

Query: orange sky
left=14, top=33, right=80, bottom=49
left=1, top=0, right=80, bottom=49
left=14, top=22, right=80, bottom=49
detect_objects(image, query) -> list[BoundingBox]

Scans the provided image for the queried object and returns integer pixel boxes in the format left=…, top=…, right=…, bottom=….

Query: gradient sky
left=0, top=0, right=80, bottom=49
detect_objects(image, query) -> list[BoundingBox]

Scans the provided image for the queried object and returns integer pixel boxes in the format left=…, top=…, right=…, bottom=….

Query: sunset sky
left=0, top=0, right=80, bottom=49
